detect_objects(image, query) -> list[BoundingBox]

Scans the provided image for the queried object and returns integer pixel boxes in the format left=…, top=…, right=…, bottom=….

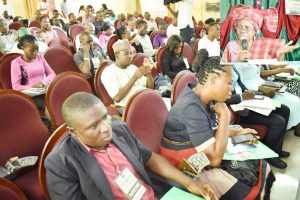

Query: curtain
left=26, top=0, right=38, bottom=19
left=136, top=0, right=142, bottom=14
left=220, top=0, right=300, bottom=61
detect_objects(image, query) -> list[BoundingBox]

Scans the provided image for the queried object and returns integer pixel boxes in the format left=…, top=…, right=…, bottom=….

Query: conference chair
left=45, top=72, right=93, bottom=129
left=106, top=34, right=118, bottom=61
left=182, top=42, right=195, bottom=64
left=47, top=37, right=74, bottom=54
left=43, top=46, right=79, bottom=74
left=0, top=53, right=22, bottom=89
left=8, top=22, right=24, bottom=31
left=69, top=24, right=84, bottom=41
left=38, top=124, right=68, bottom=200
left=0, top=90, right=51, bottom=200
left=132, top=53, right=158, bottom=77
left=29, top=20, right=41, bottom=29
left=0, top=178, right=27, bottom=200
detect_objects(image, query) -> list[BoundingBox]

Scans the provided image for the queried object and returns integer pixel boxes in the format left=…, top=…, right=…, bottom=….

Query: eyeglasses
left=236, top=26, right=254, bottom=32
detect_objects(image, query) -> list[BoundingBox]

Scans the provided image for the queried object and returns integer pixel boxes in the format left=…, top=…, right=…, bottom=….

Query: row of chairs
left=0, top=69, right=269, bottom=199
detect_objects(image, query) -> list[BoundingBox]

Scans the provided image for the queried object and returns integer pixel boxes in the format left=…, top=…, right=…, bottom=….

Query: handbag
left=220, top=160, right=260, bottom=186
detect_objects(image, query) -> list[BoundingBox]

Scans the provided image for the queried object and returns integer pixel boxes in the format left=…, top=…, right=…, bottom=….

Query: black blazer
left=45, top=120, right=153, bottom=200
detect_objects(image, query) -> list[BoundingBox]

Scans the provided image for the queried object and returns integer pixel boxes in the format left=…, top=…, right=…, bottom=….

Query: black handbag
left=220, top=160, right=260, bottom=186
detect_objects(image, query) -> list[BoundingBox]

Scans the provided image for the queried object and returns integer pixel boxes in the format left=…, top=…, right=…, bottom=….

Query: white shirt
left=0, top=30, right=18, bottom=54
left=197, top=35, right=220, bottom=57
left=38, top=2, right=48, bottom=15
left=166, top=24, right=180, bottom=38
left=60, top=2, right=70, bottom=19
left=0, top=3, right=14, bottom=17
left=145, top=19, right=157, bottom=32
left=101, top=63, right=147, bottom=107
left=137, top=34, right=155, bottom=57
left=177, top=0, right=194, bottom=29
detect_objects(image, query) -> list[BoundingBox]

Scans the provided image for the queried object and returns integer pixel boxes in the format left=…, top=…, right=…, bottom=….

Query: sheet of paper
left=223, top=141, right=278, bottom=161
left=161, top=187, right=204, bottom=200
left=21, top=88, right=45, bottom=97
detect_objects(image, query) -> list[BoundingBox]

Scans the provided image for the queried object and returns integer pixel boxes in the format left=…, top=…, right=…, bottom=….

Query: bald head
left=62, top=92, right=106, bottom=128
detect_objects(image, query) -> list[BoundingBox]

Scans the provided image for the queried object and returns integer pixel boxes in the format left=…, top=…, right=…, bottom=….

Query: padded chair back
left=94, top=61, right=114, bottom=106
left=46, top=72, right=93, bottom=129
left=51, top=27, right=68, bottom=41
left=77, top=16, right=83, bottom=23
left=155, top=47, right=166, bottom=73
left=171, top=70, right=198, bottom=106
left=38, top=124, right=68, bottom=200
left=47, top=37, right=73, bottom=53
left=0, top=90, right=50, bottom=199
left=132, top=53, right=158, bottom=77
left=69, top=24, right=84, bottom=41
left=123, top=89, right=168, bottom=153
left=150, top=31, right=159, bottom=45
left=0, top=178, right=27, bottom=200
left=194, top=25, right=201, bottom=39
left=44, top=46, right=80, bottom=74
left=9, top=22, right=24, bottom=31
left=198, top=20, right=204, bottom=28
left=193, top=38, right=200, bottom=54
left=0, top=53, right=22, bottom=89
left=107, top=34, right=118, bottom=61
left=29, top=20, right=41, bottom=28
left=182, top=42, right=195, bottom=64
left=13, top=16, right=21, bottom=22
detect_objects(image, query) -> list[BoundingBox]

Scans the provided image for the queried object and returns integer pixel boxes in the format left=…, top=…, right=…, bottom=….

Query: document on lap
left=21, top=88, right=46, bottom=97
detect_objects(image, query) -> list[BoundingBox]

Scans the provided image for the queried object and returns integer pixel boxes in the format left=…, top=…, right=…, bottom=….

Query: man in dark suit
left=45, top=92, right=217, bottom=200
left=226, top=67, right=290, bottom=169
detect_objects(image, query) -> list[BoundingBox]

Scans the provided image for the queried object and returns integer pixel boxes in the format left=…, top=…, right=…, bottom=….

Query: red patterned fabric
left=222, top=37, right=285, bottom=62
left=232, top=5, right=264, bottom=31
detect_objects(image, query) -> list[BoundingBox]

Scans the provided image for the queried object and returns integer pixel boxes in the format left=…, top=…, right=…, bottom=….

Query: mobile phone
left=231, top=133, right=255, bottom=145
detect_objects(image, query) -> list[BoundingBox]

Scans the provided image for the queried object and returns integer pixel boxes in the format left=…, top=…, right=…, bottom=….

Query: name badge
left=183, top=58, right=190, bottom=69
left=114, top=167, right=146, bottom=200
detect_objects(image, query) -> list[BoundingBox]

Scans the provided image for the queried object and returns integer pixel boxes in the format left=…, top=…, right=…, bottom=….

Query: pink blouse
left=11, top=55, right=56, bottom=91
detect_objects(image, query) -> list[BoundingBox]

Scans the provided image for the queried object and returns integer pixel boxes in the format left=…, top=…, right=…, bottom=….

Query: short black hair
left=205, top=18, right=215, bottom=25
left=115, top=25, right=127, bottom=39
left=193, top=49, right=224, bottom=84
left=17, top=35, right=37, bottom=49
left=101, top=22, right=111, bottom=32
left=136, top=19, right=147, bottom=28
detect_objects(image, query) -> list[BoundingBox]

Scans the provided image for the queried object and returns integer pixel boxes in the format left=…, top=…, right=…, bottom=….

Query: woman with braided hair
left=161, top=49, right=274, bottom=199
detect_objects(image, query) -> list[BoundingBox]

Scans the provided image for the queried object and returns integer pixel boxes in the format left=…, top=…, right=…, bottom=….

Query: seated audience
left=225, top=66, right=290, bottom=168
left=105, top=9, right=117, bottom=24
left=136, top=19, right=156, bottom=57
left=2, top=10, right=12, bottom=25
left=0, top=18, right=18, bottom=54
left=204, top=18, right=215, bottom=32
left=10, top=35, right=55, bottom=109
left=0, top=0, right=14, bottom=18
left=115, top=25, right=143, bottom=55
left=38, top=0, right=48, bottom=16
left=30, top=9, right=42, bottom=22
left=162, top=35, right=189, bottom=79
left=74, top=22, right=100, bottom=51
left=116, top=13, right=127, bottom=29
left=45, top=92, right=217, bottom=200
left=144, top=12, right=157, bottom=32
left=101, top=40, right=154, bottom=107
left=161, top=49, right=274, bottom=199
left=153, top=22, right=167, bottom=49
left=32, top=16, right=57, bottom=43
left=197, top=22, right=220, bottom=56
left=82, top=4, right=95, bottom=25
left=63, top=13, right=78, bottom=37
left=78, top=5, right=85, bottom=17
left=93, top=11, right=105, bottom=36
left=166, top=18, right=180, bottom=38
left=74, top=31, right=106, bottom=74
left=50, top=9, right=65, bottom=27
left=50, top=16, right=63, bottom=28
left=127, top=17, right=138, bottom=36
left=98, top=22, right=113, bottom=53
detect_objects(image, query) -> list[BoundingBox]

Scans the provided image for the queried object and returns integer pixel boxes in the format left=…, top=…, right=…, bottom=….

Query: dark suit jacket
left=45, top=120, right=153, bottom=200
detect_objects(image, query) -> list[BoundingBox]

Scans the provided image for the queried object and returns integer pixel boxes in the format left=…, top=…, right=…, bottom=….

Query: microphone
left=241, top=39, right=248, bottom=50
